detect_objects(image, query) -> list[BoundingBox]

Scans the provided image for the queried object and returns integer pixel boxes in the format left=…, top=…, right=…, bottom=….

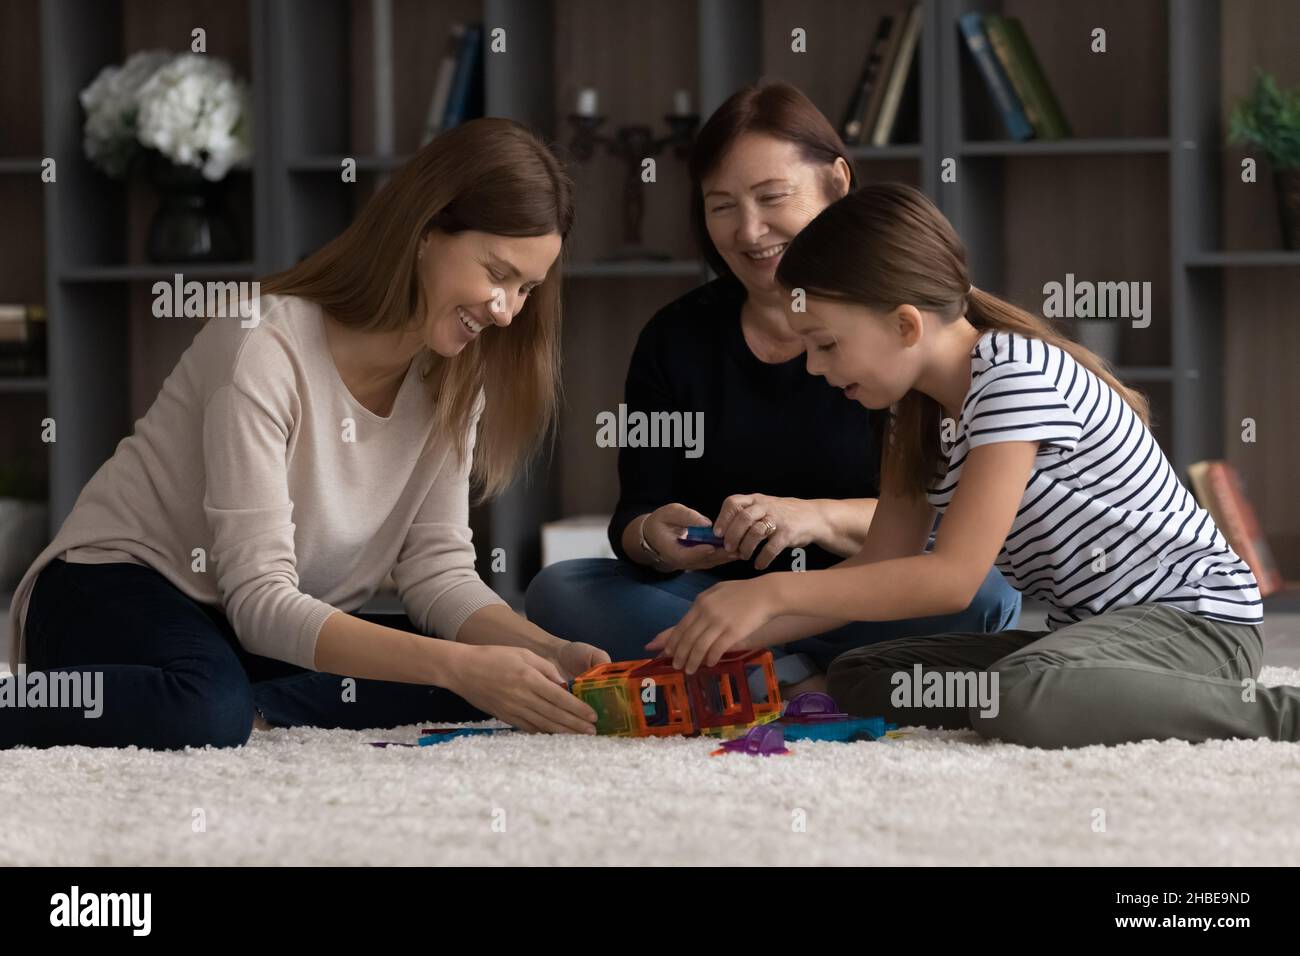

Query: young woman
left=526, top=84, right=1021, bottom=692
left=2, top=119, right=607, bottom=751
left=650, top=182, right=1294, bottom=749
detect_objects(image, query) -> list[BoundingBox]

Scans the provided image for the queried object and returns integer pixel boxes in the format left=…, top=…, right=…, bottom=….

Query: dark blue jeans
left=526, top=547, right=1022, bottom=672
left=0, top=558, right=487, bottom=751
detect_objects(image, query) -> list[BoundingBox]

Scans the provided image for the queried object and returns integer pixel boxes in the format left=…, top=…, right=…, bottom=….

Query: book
left=856, top=13, right=908, bottom=146
left=1188, top=461, right=1285, bottom=597
left=984, top=14, right=1071, bottom=140
left=421, top=24, right=464, bottom=145
left=871, top=1, right=923, bottom=146
left=440, top=23, right=484, bottom=133
left=840, top=16, right=895, bottom=144
left=857, top=11, right=909, bottom=146
left=958, top=13, right=1033, bottom=141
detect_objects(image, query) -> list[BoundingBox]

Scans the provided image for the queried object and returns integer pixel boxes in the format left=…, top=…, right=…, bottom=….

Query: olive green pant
left=826, top=603, right=1299, bottom=748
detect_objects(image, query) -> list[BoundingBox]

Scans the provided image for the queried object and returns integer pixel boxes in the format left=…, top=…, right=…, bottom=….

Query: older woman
left=527, top=84, right=1021, bottom=692
left=3, top=119, right=608, bottom=751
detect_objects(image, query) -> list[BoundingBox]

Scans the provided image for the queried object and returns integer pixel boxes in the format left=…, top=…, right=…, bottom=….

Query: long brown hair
left=260, top=118, right=574, bottom=502
left=776, top=182, right=1152, bottom=501
left=689, top=82, right=858, bottom=277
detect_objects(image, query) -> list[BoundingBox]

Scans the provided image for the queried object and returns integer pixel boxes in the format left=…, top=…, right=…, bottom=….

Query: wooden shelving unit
left=4, top=0, right=1298, bottom=607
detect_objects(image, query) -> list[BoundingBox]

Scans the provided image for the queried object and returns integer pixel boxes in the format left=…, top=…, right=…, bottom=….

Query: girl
left=3, top=119, right=606, bottom=751
left=527, top=84, right=1020, bottom=693
left=649, top=182, right=1295, bottom=749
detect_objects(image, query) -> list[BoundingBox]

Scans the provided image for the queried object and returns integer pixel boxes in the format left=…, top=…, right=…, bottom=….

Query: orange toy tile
left=572, top=650, right=782, bottom=739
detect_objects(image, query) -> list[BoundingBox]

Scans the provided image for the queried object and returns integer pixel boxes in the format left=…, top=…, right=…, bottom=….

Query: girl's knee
left=826, top=647, right=899, bottom=716
left=968, top=661, right=1063, bottom=748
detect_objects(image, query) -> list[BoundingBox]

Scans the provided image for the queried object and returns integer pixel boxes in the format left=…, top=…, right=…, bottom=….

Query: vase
left=1275, top=169, right=1300, bottom=251
left=143, top=151, right=241, bottom=263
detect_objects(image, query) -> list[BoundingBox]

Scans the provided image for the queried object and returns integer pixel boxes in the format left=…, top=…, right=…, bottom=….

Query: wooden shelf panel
left=0, top=158, right=44, bottom=175
left=961, top=138, right=1171, bottom=157
left=1185, top=251, right=1300, bottom=268
left=0, top=378, right=48, bottom=394
left=6, top=0, right=1295, bottom=578
left=60, top=263, right=259, bottom=283
left=564, top=260, right=706, bottom=279
left=848, top=144, right=922, bottom=160
left=286, top=154, right=411, bottom=173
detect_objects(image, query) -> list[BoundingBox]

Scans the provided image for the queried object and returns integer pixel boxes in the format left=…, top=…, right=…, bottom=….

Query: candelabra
left=567, top=88, right=699, bottom=261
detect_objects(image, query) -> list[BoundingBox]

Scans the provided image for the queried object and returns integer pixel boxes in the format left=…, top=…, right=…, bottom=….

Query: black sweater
left=607, top=276, right=888, bottom=580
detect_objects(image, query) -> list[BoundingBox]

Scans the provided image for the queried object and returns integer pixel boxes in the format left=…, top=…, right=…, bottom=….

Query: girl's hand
left=448, top=644, right=598, bottom=734
left=550, top=640, right=611, bottom=681
left=713, top=493, right=827, bottom=569
left=643, top=503, right=738, bottom=572
left=645, top=579, right=778, bottom=674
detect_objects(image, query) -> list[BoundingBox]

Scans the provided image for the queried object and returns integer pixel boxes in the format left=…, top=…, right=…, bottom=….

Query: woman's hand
left=447, top=644, right=598, bottom=734
left=550, top=640, right=611, bottom=681
left=645, top=578, right=780, bottom=674
left=713, top=493, right=828, bottom=569
left=642, top=503, right=738, bottom=572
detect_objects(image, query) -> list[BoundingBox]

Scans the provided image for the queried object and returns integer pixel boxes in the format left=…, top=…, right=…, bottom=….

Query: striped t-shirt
left=926, top=330, right=1262, bottom=630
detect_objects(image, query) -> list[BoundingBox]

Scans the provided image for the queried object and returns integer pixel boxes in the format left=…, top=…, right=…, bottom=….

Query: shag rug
left=3, top=667, right=1298, bottom=867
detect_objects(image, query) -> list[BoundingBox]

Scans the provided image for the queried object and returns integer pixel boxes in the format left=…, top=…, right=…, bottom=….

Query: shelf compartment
left=1185, top=251, right=1300, bottom=268
left=564, top=260, right=707, bottom=278
left=60, top=263, right=260, bottom=283
left=960, top=138, right=1170, bottom=157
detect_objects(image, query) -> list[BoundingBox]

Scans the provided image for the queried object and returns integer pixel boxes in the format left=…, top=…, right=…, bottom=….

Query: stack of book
left=0, top=304, right=46, bottom=377
left=958, top=12, right=1071, bottom=141
left=1188, top=461, right=1286, bottom=597
left=420, top=23, right=485, bottom=146
left=839, top=1, right=922, bottom=147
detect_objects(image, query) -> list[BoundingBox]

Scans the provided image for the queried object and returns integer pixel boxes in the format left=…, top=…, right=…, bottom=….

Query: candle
left=576, top=88, right=598, bottom=117
left=673, top=89, right=692, bottom=116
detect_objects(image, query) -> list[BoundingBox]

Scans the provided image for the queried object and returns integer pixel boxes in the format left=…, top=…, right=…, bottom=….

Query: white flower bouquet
left=80, top=50, right=253, bottom=181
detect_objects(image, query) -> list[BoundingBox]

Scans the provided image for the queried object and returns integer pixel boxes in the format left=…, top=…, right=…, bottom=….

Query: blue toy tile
left=779, top=716, right=897, bottom=742
left=417, top=728, right=511, bottom=746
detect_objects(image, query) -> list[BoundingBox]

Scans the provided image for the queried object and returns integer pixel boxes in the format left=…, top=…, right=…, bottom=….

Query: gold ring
left=761, top=519, right=776, bottom=536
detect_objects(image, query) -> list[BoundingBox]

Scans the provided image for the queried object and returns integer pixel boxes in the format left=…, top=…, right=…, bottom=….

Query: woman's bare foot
left=781, top=672, right=828, bottom=699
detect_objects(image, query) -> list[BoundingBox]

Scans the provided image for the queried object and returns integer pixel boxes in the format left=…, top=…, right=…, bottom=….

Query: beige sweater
left=7, top=293, right=507, bottom=670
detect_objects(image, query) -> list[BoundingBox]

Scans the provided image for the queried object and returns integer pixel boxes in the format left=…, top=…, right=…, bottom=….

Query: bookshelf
left=4, top=0, right=1298, bottom=610
left=941, top=0, right=1299, bottom=577
left=0, top=0, right=50, bottom=541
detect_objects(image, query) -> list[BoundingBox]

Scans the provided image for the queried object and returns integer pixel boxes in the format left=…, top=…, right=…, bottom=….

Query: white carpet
left=3, top=666, right=1299, bottom=867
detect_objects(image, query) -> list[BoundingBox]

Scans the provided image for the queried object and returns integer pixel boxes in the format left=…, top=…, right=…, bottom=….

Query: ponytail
left=777, top=183, right=1153, bottom=502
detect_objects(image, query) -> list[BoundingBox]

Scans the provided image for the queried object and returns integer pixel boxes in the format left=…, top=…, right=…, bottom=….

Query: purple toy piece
left=713, top=723, right=790, bottom=756
left=782, top=692, right=849, bottom=723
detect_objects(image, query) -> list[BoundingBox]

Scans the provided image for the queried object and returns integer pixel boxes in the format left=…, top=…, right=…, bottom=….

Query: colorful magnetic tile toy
left=570, top=649, right=783, bottom=739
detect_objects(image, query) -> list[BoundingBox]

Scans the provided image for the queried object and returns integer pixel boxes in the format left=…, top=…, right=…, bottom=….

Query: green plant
left=1228, top=70, right=1300, bottom=171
